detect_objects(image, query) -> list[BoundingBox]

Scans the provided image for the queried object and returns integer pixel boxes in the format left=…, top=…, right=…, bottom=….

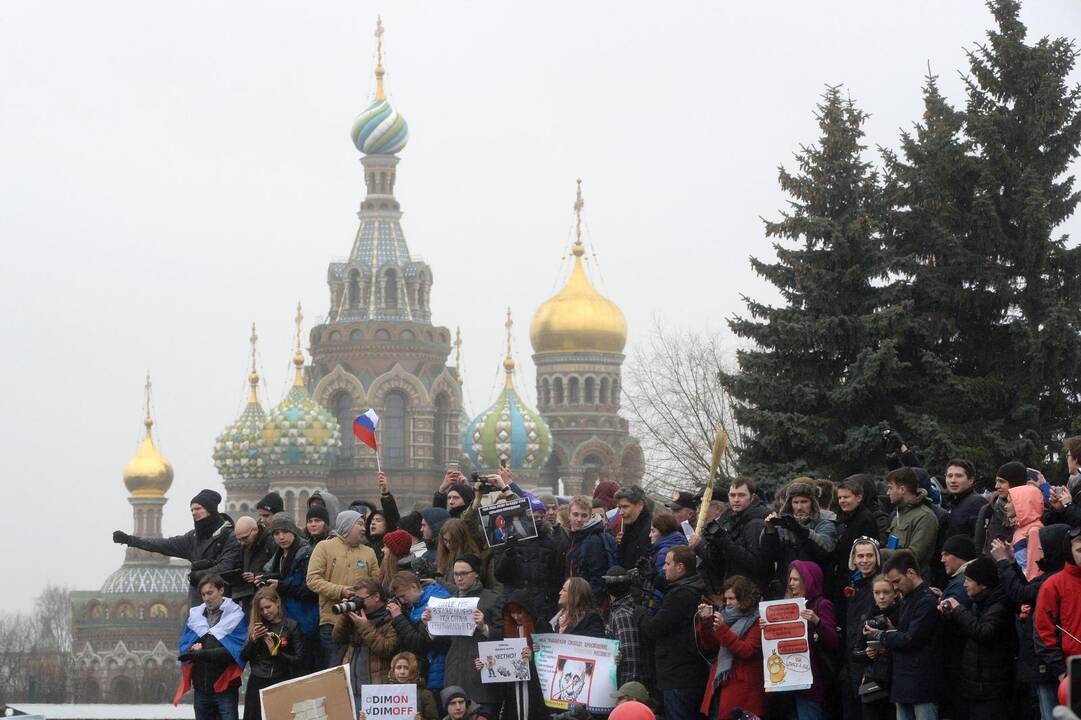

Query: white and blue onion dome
left=261, top=348, right=342, bottom=467
left=351, top=63, right=408, bottom=155
left=462, top=345, right=552, bottom=471
left=213, top=367, right=267, bottom=481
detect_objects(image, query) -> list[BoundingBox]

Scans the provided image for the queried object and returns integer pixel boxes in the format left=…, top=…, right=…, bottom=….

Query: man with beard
left=763, top=480, right=837, bottom=596
left=113, top=489, right=242, bottom=608
left=695, top=478, right=770, bottom=592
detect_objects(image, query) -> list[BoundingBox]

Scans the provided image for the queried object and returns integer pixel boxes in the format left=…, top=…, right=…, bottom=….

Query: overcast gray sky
left=2, top=1, right=1079, bottom=613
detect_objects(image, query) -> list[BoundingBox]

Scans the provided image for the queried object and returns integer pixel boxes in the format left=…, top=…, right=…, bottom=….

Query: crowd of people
left=112, top=434, right=1081, bottom=720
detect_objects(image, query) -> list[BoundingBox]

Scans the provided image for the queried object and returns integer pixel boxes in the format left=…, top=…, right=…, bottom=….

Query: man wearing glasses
left=422, top=554, right=503, bottom=719
left=332, top=578, right=399, bottom=708
left=233, top=516, right=274, bottom=615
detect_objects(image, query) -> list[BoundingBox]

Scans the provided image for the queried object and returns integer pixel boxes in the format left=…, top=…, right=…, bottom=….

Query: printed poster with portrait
left=759, top=598, right=812, bottom=692
left=478, top=498, right=538, bottom=548
left=532, top=633, right=619, bottom=714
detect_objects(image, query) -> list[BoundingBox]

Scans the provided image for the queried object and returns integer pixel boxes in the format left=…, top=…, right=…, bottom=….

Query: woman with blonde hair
left=551, top=577, right=605, bottom=637
left=358, top=651, right=438, bottom=720
left=240, top=587, right=304, bottom=720
left=436, top=518, right=481, bottom=585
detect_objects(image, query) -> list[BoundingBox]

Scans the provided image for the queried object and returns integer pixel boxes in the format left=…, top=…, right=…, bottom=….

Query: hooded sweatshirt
left=788, top=560, right=840, bottom=705
left=1008, top=485, right=1045, bottom=580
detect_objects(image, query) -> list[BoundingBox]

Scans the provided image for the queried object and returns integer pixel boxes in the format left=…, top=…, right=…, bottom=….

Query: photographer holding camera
left=697, top=478, right=771, bottom=593
left=763, top=481, right=837, bottom=597
left=234, top=516, right=274, bottom=615
left=387, top=570, right=452, bottom=700
left=331, top=579, right=399, bottom=708
left=603, top=567, right=652, bottom=689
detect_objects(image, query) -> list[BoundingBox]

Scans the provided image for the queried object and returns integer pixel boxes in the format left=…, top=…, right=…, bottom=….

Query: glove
left=790, top=520, right=811, bottom=540
left=177, top=650, right=197, bottom=663
left=112, top=531, right=131, bottom=545
left=864, top=628, right=884, bottom=642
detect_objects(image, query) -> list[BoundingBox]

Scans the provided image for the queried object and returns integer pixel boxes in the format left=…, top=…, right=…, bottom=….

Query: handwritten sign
left=478, top=498, right=538, bottom=548
left=759, top=598, right=812, bottom=692
left=426, top=596, right=480, bottom=636
left=360, top=683, right=417, bottom=719
left=478, top=638, right=531, bottom=684
left=532, top=633, right=619, bottom=714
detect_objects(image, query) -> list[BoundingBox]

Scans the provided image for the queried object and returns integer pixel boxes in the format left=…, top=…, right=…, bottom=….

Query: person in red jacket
left=1035, top=526, right=1081, bottom=681
left=695, top=575, right=766, bottom=719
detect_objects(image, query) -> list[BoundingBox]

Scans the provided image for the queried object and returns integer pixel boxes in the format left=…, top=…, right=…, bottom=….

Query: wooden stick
left=695, top=431, right=728, bottom=536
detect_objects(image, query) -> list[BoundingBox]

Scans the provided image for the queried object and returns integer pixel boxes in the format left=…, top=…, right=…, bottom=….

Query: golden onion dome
left=123, top=415, right=174, bottom=497
left=530, top=241, right=627, bottom=354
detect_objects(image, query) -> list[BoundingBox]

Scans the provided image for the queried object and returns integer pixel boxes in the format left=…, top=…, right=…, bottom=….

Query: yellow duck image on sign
left=767, top=651, right=786, bottom=685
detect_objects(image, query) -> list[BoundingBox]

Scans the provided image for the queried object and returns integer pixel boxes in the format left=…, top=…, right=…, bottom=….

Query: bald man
left=234, top=515, right=273, bottom=613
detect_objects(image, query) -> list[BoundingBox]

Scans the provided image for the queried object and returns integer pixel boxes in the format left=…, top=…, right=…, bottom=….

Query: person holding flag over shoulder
left=175, top=574, right=247, bottom=720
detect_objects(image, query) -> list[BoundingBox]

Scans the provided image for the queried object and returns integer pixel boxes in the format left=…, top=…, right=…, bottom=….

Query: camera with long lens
left=881, top=428, right=903, bottom=455
left=397, top=554, right=439, bottom=580
left=331, top=600, right=360, bottom=615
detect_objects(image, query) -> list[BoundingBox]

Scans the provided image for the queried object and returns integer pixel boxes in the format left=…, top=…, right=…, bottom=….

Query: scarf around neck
left=713, top=607, right=759, bottom=689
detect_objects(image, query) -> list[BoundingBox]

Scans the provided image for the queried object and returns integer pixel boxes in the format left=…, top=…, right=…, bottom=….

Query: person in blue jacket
left=257, top=513, right=320, bottom=674
left=648, top=512, right=688, bottom=576
left=387, top=570, right=452, bottom=702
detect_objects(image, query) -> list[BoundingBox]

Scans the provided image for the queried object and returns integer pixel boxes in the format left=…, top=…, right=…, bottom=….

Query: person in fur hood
left=762, top=480, right=838, bottom=597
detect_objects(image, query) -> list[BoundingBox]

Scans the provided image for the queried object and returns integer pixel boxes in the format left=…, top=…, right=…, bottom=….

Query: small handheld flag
left=353, top=409, right=380, bottom=450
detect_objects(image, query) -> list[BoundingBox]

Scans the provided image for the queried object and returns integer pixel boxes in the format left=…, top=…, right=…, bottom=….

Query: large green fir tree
left=888, top=0, right=1081, bottom=479
left=722, top=87, right=904, bottom=488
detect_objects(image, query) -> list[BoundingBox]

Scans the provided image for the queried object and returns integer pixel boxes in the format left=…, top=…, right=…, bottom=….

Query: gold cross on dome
left=574, top=178, right=584, bottom=245
left=294, top=302, right=303, bottom=352
left=249, top=322, right=258, bottom=372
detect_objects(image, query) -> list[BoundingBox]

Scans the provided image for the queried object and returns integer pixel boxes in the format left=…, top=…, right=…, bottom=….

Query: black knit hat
left=305, top=505, right=330, bottom=524
left=458, top=553, right=483, bottom=574
left=996, top=461, right=1029, bottom=488
left=190, top=489, right=222, bottom=514
left=964, top=556, right=998, bottom=589
left=941, top=534, right=977, bottom=562
left=256, top=492, right=284, bottom=515
left=448, top=483, right=475, bottom=507
left=399, top=511, right=423, bottom=539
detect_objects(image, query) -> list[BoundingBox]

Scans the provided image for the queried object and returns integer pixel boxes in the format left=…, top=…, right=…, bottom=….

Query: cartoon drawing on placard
left=767, top=651, right=786, bottom=685
left=551, top=656, right=595, bottom=703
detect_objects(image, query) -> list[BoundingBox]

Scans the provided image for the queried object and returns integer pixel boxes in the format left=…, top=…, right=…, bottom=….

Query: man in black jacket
left=566, top=496, right=613, bottom=605
left=941, top=459, right=987, bottom=540
left=234, top=516, right=274, bottom=614
left=494, top=500, right=562, bottom=621
left=865, top=550, right=941, bottom=720
left=696, top=478, right=770, bottom=592
left=113, top=489, right=242, bottom=607
left=639, top=545, right=707, bottom=720
left=613, top=485, right=653, bottom=570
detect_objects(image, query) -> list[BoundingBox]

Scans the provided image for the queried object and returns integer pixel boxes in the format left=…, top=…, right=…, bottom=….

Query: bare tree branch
left=623, top=321, right=748, bottom=498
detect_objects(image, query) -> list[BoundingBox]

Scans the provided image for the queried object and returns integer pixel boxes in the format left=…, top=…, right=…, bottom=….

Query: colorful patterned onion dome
left=462, top=311, right=552, bottom=470
left=213, top=331, right=267, bottom=480
left=123, top=415, right=174, bottom=498
left=351, top=97, right=409, bottom=155
left=530, top=183, right=627, bottom=354
left=262, top=351, right=342, bottom=467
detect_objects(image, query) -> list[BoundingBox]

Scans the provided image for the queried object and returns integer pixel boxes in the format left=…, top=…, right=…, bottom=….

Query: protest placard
left=478, top=638, right=531, bottom=684
left=360, top=683, right=417, bottom=719
left=532, top=633, right=619, bottom=713
left=759, top=598, right=812, bottom=692
left=426, top=596, right=480, bottom=636
left=478, top=497, right=538, bottom=547
left=260, top=664, right=355, bottom=720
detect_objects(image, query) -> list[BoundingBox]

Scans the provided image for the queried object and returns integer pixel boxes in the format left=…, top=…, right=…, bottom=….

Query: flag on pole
left=353, top=408, right=379, bottom=450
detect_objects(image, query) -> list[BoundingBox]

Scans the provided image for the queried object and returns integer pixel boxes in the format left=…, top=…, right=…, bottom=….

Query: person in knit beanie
left=255, top=491, right=284, bottom=527
left=382, top=529, right=412, bottom=560
left=305, top=505, right=331, bottom=545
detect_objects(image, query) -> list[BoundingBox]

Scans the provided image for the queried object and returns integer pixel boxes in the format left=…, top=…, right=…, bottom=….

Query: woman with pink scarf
left=1006, top=484, right=1045, bottom=580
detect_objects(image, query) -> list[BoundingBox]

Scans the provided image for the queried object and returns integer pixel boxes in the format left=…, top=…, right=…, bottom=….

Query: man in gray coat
left=113, top=489, right=242, bottom=607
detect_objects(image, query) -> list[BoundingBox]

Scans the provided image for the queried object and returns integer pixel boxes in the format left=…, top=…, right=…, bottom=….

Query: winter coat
left=1036, top=561, right=1081, bottom=678
left=699, top=498, right=770, bottom=592
left=498, top=589, right=552, bottom=720
left=945, top=585, right=1016, bottom=699
left=790, top=560, right=840, bottom=705
left=617, top=507, right=654, bottom=570
left=306, top=535, right=381, bottom=627
left=881, top=490, right=939, bottom=576
left=390, top=582, right=452, bottom=690
left=880, top=582, right=942, bottom=704
left=558, top=610, right=606, bottom=638
left=640, top=573, right=709, bottom=690
left=565, top=518, right=613, bottom=605
left=606, top=594, right=651, bottom=687
left=850, top=601, right=899, bottom=695
left=234, top=525, right=276, bottom=607
left=831, top=505, right=880, bottom=602
left=440, top=581, right=504, bottom=705
left=843, top=574, right=877, bottom=661
left=998, top=524, right=1070, bottom=684
left=494, top=521, right=562, bottom=620
left=975, top=496, right=1009, bottom=556
left=127, top=513, right=242, bottom=607
left=240, top=617, right=304, bottom=680
left=270, top=539, right=320, bottom=636
left=1042, top=484, right=1081, bottom=527
left=942, top=487, right=987, bottom=540
left=762, top=511, right=837, bottom=596
left=696, top=611, right=765, bottom=718
left=648, top=531, right=687, bottom=576
left=331, top=606, right=399, bottom=684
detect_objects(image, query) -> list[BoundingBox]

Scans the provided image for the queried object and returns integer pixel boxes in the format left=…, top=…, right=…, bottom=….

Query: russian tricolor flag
left=353, top=408, right=379, bottom=450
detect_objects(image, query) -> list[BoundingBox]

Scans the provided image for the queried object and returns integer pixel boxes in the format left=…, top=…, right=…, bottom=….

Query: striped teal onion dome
left=462, top=382, right=551, bottom=471
left=351, top=98, right=409, bottom=155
